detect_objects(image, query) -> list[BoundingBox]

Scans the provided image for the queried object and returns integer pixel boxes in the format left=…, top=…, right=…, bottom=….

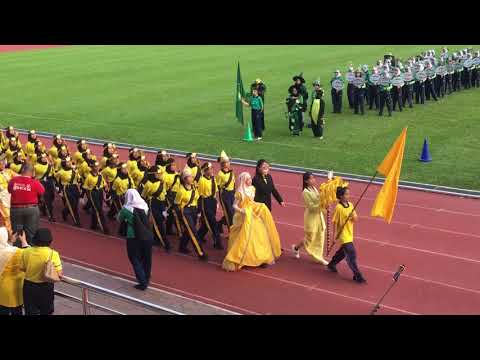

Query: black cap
left=32, top=228, right=53, bottom=247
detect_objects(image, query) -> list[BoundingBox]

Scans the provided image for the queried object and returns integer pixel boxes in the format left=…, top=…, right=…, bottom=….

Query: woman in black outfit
left=252, top=159, right=285, bottom=212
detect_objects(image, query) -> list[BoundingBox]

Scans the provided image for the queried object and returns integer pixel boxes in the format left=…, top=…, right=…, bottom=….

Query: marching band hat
left=55, top=134, right=61, bottom=139
left=93, top=161, right=100, bottom=167
left=201, top=162, right=212, bottom=171
left=292, top=72, right=305, bottom=83
left=158, top=150, right=167, bottom=156
left=140, top=155, right=146, bottom=161
left=218, top=150, right=229, bottom=163
left=312, top=79, right=321, bottom=86
left=77, top=139, right=86, bottom=145
left=334, top=69, right=340, bottom=73
left=186, top=152, right=197, bottom=158
left=7, top=126, right=13, bottom=131
left=29, top=129, right=36, bottom=134
left=65, top=156, right=72, bottom=162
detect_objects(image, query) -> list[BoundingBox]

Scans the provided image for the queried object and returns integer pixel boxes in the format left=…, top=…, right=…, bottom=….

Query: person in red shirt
left=8, top=163, right=45, bottom=242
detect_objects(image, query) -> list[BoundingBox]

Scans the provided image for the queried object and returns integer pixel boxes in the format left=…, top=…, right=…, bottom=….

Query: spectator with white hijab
left=117, top=189, right=154, bottom=291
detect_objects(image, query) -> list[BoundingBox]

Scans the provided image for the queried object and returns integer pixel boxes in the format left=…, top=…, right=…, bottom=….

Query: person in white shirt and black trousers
left=252, top=159, right=285, bottom=212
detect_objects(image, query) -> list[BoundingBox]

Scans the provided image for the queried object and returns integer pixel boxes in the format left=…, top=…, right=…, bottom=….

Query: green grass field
left=0, top=45, right=478, bottom=189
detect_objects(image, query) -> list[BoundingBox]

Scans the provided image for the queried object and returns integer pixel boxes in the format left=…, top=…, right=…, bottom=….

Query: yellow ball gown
left=222, top=186, right=282, bottom=271
left=302, top=187, right=328, bottom=265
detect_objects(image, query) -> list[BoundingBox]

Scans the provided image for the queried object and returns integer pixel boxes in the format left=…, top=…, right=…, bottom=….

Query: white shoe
left=257, top=137, right=262, bottom=140
left=291, top=244, right=300, bottom=259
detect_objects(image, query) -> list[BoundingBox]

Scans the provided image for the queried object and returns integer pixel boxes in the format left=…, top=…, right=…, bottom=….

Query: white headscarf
left=0, top=226, right=16, bottom=274
left=237, top=172, right=255, bottom=201
left=123, top=189, right=149, bottom=214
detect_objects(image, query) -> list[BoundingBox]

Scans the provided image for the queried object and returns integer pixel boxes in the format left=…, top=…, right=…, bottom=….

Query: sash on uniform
left=152, top=181, right=164, bottom=200
left=185, top=186, right=196, bottom=208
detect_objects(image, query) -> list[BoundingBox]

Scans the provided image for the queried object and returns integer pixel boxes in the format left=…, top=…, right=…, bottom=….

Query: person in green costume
left=286, top=85, right=304, bottom=136
left=309, top=80, right=325, bottom=139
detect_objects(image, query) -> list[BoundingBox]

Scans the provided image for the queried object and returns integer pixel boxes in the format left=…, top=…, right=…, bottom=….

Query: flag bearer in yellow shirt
left=34, top=153, right=56, bottom=222
left=197, top=162, right=222, bottom=249
left=55, top=157, right=81, bottom=227
left=174, top=166, right=207, bottom=261
left=327, top=186, right=366, bottom=284
left=216, top=151, right=235, bottom=235
left=142, top=167, right=170, bottom=251
left=112, top=163, right=135, bottom=215
left=83, top=161, right=109, bottom=234
left=164, top=158, right=182, bottom=236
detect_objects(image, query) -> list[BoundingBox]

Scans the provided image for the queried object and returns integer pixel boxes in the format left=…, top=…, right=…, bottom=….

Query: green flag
left=235, top=62, right=246, bottom=124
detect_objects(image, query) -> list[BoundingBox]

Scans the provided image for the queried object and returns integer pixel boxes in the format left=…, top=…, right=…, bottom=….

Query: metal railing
left=56, top=276, right=185, bottom=315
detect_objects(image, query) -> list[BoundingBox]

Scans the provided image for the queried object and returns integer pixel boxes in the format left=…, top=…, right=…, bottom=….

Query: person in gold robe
left=222, top=172, right=281, bottom=272
left=291, top=172, right=328, bottom=265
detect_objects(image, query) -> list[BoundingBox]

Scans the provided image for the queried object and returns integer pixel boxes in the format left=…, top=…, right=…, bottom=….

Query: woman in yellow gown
left=291, top=172, right=329, bottom=265
left=222, top=172, right=282, bottom=272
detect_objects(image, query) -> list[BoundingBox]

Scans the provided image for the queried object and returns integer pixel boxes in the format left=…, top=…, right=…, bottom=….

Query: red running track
left=20, top=133, right=480, bottom=315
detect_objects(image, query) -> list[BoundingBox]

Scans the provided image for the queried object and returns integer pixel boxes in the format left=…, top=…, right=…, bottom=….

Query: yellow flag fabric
left=370, top=127, right=407, bottom=224
left=319, top=177, right=348, bottom=210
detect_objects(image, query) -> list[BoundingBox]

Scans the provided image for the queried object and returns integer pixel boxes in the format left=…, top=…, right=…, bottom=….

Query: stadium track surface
left=13, top=132, right=480, bottom=315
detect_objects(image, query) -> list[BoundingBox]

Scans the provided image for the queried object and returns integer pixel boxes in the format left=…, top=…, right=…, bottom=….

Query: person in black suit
left=252, top=159, right=285, bottom=212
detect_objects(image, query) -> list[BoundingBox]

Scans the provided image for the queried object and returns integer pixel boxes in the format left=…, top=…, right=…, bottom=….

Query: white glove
left=162, top=210, right=168, bottom=219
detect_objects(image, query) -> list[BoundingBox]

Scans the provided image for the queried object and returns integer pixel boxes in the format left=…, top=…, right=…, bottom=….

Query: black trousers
left=251, top=109, right=263, bottom=138
left=311, top=119, right=324, bottom=138
left=453, top=72, right=462, bottom=92
left=218, top=189, right=234, bottom=230
left=330, top=242, right=363, bottom=279
left=445, top=74, right=453, bottom=94
left=62, top=185, right=81, bottom=226
left=402, top=84, right=413, bottom=108
left=150, top=198, right=170, bottom=249
left=88, top=189, right=108, bottom=233
left=368, top=85, right=379, bottom=110
left=353, top=88, right=365, bottom=115
left=435, top=76, right=445, bottom=98
left=425, top=79, right=437, bottom=101
left=415, top=82, right=425, bottom=104
left=0, top=305, right=23, bottom=315
left=126, top=237, right=153, bottom=287
left=378, top=91, right=392, bottom=116
left=40, top=177, right=55, bottom=219
left=331, top=89, right=343, bottom=113
left=23, top=280, right=54, bottom=315
left=347, top=83, right=355, bottom=109
left=178, top=207, right=207, bottom=259
left=462, top=69, right=471, bottom=89
left=166, top=193, right=182, bottom=235
left=472, top=68, right=480, bottom=87
left=391, top=87, right=403, bottom=111
left=198, top=197, right=221, bottom=247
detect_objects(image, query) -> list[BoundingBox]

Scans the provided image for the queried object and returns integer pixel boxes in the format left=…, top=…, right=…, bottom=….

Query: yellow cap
left=219, top=150, right=229, bottom=162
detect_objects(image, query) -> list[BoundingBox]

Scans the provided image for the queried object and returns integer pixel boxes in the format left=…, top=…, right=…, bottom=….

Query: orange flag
left=370, top=127, right=407, bottom=223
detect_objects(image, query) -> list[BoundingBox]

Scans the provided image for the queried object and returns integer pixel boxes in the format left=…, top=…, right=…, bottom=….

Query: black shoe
left=74, top=222, right=82, bottom=228
left=259, top=263, right=269, bottom=269
left=198, top=237, right=206, bottom=244
left=199, top=254, right=209, bottom=262
left=48, top=217, right=56, bottom=223
left=62, top=210, right=68, bottom=221
left=353, top=275, right=367, bottom=284
left=214, top=242, right=224, bottom=250
left=134, top=284, right=148, bottom=291
left=103, top=228, right=110, bottom=235
left=179, top=247, right=191, bottom=255
left=327, top=263, right=338, bottom=273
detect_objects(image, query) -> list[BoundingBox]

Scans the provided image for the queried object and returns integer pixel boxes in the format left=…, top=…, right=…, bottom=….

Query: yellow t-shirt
left=197, top=175, right=217, bottom=198
left=0, top=169, right=17, bottom=191
left=101, top=166, right=118, bottom=184
left=332, top=201, right=356, bottom=245
left=83, top=173, right=105, bottom=191
left=216, top=169, right=235, bottom=192
left=112, top=175, right=134, bottom=196
left=55, top=168, right=80, bottom=186
left=34, top=162, right=54, bottom=180
left=164, top=172, right=180, bottom=194
left=21, top=247, right=62, bottom=284
left=24, top=141, right=36, bottom=157
left=174, top=184, right=199, bottom=209
left=142, top=179, right=166, bottom=201
left=0, top=249, right=24, bottom=307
